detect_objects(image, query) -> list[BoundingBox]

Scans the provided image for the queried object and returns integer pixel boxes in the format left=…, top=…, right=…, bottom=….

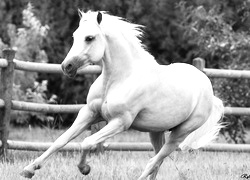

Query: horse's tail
left=179, top=96, right=224, bottom=151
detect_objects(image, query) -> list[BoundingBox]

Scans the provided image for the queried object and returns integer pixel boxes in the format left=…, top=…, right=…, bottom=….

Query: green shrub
left=177, top=1, right=250, bottom=143
left=1, top=3, right=56, bottom=125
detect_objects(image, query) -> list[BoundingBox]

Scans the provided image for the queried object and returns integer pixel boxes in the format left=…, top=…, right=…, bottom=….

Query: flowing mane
left=79, top=10, right=149, bottom=54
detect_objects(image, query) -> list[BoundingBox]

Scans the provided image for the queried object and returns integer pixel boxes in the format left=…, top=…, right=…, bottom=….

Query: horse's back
left=156, top=63, right=213, bottom=100
left=159, top=63, right=211, bottom=86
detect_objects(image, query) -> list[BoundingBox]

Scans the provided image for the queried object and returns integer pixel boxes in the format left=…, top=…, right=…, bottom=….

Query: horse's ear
left=97, top=11, right=102, bottom=24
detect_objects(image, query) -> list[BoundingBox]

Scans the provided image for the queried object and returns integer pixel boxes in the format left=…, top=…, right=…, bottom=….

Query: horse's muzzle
left=61, top=62, right=77, bottom=78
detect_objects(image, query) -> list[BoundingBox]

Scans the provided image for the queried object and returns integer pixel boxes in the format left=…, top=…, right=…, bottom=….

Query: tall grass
left=0, top=127, right=250, bottom=180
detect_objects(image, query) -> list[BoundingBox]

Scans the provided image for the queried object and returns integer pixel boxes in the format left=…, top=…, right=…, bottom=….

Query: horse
left=21, top=11, right=224, bottom=180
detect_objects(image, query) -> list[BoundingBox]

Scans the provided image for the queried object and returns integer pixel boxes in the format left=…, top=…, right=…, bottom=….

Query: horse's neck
left=101, top=31, right=155, bottom=95
left=102, top=33, right=139, bottom=82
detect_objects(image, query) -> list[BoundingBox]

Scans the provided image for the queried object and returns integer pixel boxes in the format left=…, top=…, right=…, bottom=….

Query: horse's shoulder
left=102, top=78, right=146, bottom=118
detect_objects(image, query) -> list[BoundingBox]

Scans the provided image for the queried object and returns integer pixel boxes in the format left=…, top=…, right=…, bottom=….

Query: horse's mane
left=79, top=10, right=148, bottom=52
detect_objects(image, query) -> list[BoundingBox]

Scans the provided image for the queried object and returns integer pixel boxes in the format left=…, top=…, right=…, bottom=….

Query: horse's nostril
left=65, top=63, right=73, bottom=72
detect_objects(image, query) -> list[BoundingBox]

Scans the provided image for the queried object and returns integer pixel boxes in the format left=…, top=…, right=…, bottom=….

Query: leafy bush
left=1, top=3, right=56, bottom=125
left=12, top=80, right=57, bottom=125
left=177, top=1, right=250, bottom=143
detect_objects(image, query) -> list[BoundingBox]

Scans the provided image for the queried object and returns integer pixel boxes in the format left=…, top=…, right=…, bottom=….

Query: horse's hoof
left=78, top=163, right=91, bottom=175
left=20, top=169, right=35, bottom=179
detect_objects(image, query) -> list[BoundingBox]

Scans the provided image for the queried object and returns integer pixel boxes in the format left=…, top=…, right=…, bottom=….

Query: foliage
left=12, top=80, right=57, bottom=125
left=1, top=0, right=250, bottom=142
left=177, top=1, right=250, bottom=143
left=8, top=3, right=49, bottom=89
left=0, top=3, right=56, bottom=125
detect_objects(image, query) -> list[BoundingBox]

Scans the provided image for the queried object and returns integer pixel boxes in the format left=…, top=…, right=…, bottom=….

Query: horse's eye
left=85, top=36, right=95, bottom=42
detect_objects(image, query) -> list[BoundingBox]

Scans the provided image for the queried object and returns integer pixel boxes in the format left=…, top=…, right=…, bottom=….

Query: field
left=0, top=127, right=250, bottom=180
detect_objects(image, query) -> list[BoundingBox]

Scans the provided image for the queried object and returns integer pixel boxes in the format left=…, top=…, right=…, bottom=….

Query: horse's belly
left=131, top=118, right=174, bottom=132
left=131, top=103, right=192, bottom=132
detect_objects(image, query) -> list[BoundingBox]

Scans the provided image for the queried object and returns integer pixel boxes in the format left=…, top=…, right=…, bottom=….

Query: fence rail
left=204, top=68, right=250, bottom=79
left=224, top=107, right=250, bottom=116
left=1, top=99, right=250, bottom=115
left=1, top=49, right=250, bottom=159
left=11, top=100, right=84, bottom=113
left=0, top=58, right=102, bottom=74
left=1, top=140, right=250, bottom=153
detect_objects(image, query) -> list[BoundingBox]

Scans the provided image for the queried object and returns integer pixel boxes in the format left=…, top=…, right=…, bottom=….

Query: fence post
left=192, top=57, right=205, bottom=71
left=0, top=48, right=15, bottom=161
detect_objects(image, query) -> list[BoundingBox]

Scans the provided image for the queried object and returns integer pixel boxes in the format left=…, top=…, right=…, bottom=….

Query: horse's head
left=61, top=11, right=105, bottom=77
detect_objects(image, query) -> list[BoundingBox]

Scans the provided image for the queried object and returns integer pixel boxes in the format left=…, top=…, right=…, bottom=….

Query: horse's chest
left=87, top=97, right=110, bottom=122
left=100, top=90, right=131, bottom=121
left=89, top=77, right=142, bottom=121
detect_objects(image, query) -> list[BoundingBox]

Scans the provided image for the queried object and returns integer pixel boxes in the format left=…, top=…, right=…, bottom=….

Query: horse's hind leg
left=148, top=132, right=165, bottom=180
left=138, top=117, right=204, bottom=180
left=78, top=121, right=106, bottom=175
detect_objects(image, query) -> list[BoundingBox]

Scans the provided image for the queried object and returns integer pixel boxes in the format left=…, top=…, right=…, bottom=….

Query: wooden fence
left=1, top=49, right=250, bottom=160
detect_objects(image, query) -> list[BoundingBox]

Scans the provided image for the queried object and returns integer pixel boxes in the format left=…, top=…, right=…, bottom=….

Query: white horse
left=21, top=11, right=224, bottom=180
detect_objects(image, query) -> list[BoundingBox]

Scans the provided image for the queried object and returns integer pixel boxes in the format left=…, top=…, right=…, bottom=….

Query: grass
left=1, top=127, right=250, bottom=180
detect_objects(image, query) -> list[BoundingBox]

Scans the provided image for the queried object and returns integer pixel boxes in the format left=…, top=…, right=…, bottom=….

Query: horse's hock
left=1, top=49, right=250, bottom=160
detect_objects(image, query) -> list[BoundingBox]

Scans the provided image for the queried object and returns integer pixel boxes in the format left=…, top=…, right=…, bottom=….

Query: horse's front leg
left=77, top=149, right=91, bottom=175
left=77, top=121, right=106, bottom=175
left=20, top=105, right=97, bottom=179
left=77, top=114, right=132, bottom=174
left=80, top=117, right=130, bottom=150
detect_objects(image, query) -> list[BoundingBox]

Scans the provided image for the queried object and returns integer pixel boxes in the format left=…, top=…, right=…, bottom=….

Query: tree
left=0, top=3, right=56, bottom=125
left=177, top=0, right=250, bottom=143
